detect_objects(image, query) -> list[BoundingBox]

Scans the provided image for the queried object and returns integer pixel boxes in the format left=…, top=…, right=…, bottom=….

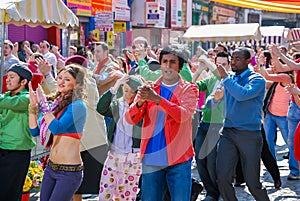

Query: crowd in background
left=0, top=31, right=300, bottom=201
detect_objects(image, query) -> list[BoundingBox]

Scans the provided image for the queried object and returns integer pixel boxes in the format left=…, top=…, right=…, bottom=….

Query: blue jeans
left=141, top=160, right=192, bottom=201
left=264, top=111, right=289, bottom=159
left=194, top=122, right=221, bottom=200
left=287, top=102, right=300, bottom=176
left=40, top=165, right=83, bottom=201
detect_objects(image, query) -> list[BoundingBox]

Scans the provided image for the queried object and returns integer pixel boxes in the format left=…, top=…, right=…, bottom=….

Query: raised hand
left=138, top=84, right=161, bottom=104
left=285, top=84, right=300, bottom=95
left=37, top=84, right=50, bottom=112
left=29, top=82, right=38, bottom=105
left=214, top=87, right=224, bottom=102
left=216, top=64, right=228, bottom=79
left=36, top=58, right=52, bottom=76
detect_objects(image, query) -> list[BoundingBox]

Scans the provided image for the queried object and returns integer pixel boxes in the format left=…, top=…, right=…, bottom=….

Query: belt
left=48, top=160, right=84, bottom=172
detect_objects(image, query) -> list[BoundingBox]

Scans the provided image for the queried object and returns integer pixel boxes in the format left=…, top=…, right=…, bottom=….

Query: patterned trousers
left=99, top=151, right=142, bottom=201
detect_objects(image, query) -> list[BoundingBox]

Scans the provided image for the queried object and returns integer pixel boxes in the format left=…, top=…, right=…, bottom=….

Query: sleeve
left=196, top=79, right=208, bottom=92
left=41, top=74, right=58, bottom=95
left=0, top=93, right=29, bottom=111
left=97, top=90, right=114, bottom=117
left=125, top=93, right=148, bottom=125
left=30, top=127, right=40, bottom=137
left=205, top=94, right=223, bottom=110
left=223, top=75, right=266, bottom=101
left=48, top=101, right=87, bottom=134
left=179, top=63, right=192, bottom=82
left=158, top=83, right=199, bottom=123
left=138, top=60, right=162, bottom=81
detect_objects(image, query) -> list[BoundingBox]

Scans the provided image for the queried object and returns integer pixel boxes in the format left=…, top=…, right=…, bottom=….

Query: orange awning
left=211, top=0, right=300, bottom=14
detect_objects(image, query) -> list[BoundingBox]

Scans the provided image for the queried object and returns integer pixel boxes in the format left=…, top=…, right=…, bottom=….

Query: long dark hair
left=47, top=64, right=87, bottom=116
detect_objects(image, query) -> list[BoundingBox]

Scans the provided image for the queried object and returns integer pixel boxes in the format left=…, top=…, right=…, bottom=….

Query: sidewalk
left=29, top=134, right=300, bottom=201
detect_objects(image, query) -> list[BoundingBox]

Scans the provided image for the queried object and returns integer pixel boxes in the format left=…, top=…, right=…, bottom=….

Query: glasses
left=231, top=57, right=246, bottom=62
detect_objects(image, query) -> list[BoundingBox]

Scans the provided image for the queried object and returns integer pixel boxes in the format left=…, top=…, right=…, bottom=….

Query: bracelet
left=28, top=104, right=38, bottom=115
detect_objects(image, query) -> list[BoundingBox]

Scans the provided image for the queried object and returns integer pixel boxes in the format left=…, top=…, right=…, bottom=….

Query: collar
left=5, top=89, right=28, bottom=97
left=234, top=68, right=250, bottom=79
left=94, top=57, right=110, bottom=74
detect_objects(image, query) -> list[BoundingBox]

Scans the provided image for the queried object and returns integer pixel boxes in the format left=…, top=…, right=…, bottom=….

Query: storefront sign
left=67, top=0, right=92, bottom=16
left=114, top=22, right=126, bottom=32
left=95, top=12, right=114, bottom=32
left=145, top=2, right=160, bottom=24
left=92, top=0, right=112, bottom=15
left=213, top=6, right=235, bottom=17
left=114, top=6, right=131, bottom=21
left=171, top=0, right=182, bottom=28
left=212, top=6, right=237, bottom=24
left=154, top=0, right=166, bottom=28
left=107, top=32, right=114, bottom=49
left=192, top=1, right=209, bottom=15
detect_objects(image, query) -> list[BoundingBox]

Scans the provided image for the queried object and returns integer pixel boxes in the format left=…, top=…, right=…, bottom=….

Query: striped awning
left=291, top=28, right=300, bottom=41
left=259, top=26, right=291, bottom=45
left=211, top=0, right=300, bottom=14
left=183, top=23, right=262, bottom=42
left=0, top=0, right=79, bottom=28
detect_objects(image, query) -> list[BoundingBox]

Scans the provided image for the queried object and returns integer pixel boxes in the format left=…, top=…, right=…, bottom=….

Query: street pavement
left=29, top=133, right=300, bottom=201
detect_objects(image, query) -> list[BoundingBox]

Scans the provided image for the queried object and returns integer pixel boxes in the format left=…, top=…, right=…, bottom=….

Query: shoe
left=201, top=195, right=218, bottom=201
left=283, top=152, right=289, bottom=159
left=234, top=181, right=245, bottom=187
left=287, top=174, right=300, bottom=180
left=274, top=179, right=281, bottom=189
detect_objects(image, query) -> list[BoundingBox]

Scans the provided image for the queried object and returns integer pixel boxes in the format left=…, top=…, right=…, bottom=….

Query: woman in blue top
left=28, top=64, right=87, bottom=201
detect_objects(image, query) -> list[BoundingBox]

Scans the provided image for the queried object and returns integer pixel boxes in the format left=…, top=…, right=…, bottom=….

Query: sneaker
left=287, top=174, right=300, bottom=180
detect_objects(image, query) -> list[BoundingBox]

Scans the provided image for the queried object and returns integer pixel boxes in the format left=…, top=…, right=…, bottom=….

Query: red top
left=292, top=58, right=300, bottom=103
left=294, top=123, right=300, bottom=161
left=126, top=77, right=199, bottom=166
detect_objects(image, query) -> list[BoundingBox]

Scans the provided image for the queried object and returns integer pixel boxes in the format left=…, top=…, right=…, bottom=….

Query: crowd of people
left=0, top=33, right=299, bottom=201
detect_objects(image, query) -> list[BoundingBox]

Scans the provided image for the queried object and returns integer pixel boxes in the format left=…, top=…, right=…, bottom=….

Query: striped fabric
left=1, top=0, right=79, bottom=28
left=291, top=28, right=300, bottom=41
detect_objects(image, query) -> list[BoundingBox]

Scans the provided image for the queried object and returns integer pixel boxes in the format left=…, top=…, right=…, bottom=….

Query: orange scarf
left=94, top=57, right=110, bottom=74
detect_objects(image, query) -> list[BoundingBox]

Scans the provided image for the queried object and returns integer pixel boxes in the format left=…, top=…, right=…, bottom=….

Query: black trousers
left=217, top=128, right=270, bottom=201
left=236, top=125, right=280, bottom=182
left=0, top=149, right=31, bottom=201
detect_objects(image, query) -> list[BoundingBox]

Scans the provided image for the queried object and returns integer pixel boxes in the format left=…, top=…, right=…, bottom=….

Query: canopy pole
left=66, top=27, right=71, bottom=58
left=0, top=9, right=6, bottom=93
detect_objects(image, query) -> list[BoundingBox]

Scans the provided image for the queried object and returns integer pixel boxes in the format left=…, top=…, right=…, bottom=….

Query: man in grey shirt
left=3, top=40, right=19, bottom=75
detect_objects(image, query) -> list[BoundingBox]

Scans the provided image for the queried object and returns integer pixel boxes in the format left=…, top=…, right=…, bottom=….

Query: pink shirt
left=268, top=84, right=290, bottom=116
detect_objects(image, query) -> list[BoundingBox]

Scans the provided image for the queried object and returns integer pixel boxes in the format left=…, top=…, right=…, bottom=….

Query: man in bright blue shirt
left=215, top=48, right=270, bottom=201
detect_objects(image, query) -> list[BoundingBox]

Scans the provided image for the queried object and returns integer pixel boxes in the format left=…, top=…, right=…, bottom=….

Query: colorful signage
left=92, top=0, right=113, bottom=15
left=67, top=0, right=92, bottom=16
left=114, top=22, right=126, bottom=32
left=145, top=2, right=160, bottom=24
left=95, top=12, right=114, bottom=32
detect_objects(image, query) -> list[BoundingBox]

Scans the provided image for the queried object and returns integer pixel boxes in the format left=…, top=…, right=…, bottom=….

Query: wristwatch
left=260, top=64, right=264, bottom=67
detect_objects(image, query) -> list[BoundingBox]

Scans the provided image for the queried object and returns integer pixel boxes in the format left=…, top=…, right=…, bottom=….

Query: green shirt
left=0, top=89, right=35, bottom=150
left=138, top=60, right=192, bottom=82
left=196, top=76, right=224, bottom=124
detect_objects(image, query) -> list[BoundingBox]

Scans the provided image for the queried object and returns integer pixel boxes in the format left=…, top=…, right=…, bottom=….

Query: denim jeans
left=40, top=165, right=83, bottom=201
left=287, top=102, right=300, bottom=176
left=141, top=160, right=192, bottom=201
left=264, top=110, right=289, bottom=159
left=194, top=122, right=222, bottom=200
